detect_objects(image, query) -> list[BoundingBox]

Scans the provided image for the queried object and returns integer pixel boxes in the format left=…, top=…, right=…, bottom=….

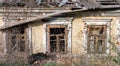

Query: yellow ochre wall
left=31, top=16, right=118, bottom=55
left=31, top=21, right=45, bottom=54
left=72, top=16, right=85, bottom=55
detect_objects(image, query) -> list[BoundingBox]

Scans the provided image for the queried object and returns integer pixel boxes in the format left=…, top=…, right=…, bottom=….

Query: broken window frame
left=87, top=25, right=107, bottom=54
left=83, top=18, right=112, bottom=55
left=47, top=24, right=68, bottom=54
left=6, top=25, right=29, bottom=54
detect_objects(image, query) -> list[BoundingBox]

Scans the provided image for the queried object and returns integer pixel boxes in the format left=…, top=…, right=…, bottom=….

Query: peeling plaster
left=83, top=17, right=112, bottom=55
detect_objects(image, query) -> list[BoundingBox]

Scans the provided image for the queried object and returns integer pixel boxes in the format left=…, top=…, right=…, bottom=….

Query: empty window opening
left=47, top=25, right=67, bottom=53
left=87, top=25, right=107, bottom=54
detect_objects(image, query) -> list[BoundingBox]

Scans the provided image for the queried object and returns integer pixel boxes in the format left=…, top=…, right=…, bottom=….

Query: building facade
left=0, top=0, right=120, bottom=61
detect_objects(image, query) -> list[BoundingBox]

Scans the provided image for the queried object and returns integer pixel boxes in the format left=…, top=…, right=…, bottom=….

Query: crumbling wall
left=0, top=31, right=5, bottom=63
left=110, top=17, right=120, bottom=56
left=0, top=17, right=4, bottom=54
left=0, top=17, right=5, bottom=62
left=31, top=21, right=45, bottom=54
left=72, top=16, right=118, bottom=55
left=72, top=16, right=86, bottom=55
left=0, top=17, right=4, bottom=26
left=0, top=31, right=4, bottom=54
left=30, top=16, right=119, bottom=55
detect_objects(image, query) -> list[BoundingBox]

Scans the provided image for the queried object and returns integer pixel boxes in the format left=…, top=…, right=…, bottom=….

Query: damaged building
left=0, top=0, right=120, bottom=64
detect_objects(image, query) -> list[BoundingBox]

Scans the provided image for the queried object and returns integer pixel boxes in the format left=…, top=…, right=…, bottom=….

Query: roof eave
left=0, top=9, right=88, bottom=30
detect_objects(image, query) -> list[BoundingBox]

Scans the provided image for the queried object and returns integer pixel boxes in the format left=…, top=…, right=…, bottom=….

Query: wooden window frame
left=47, top=24, right=68, bottom=54
left=87, top=25, right=107, bottom=54
left=6, top=25, right=29, bottom=54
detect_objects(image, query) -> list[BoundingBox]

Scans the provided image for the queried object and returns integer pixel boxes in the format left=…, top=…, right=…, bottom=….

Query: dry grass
left=0, top=54, right=119, bottom=66
left=4, top=54, right=119, bottom=66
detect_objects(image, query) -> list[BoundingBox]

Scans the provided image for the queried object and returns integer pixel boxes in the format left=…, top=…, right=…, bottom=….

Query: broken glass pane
left=87, top=25, right=106, bottom=54
left=50, top=44, right=56, bottom=52
left=90, top=41, right=94, bottom=52
left=50, top=28, right=65, bottom=34
left=97, top=40, right=103, bottom=53
left=50, top=36, right=56, bottom=40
